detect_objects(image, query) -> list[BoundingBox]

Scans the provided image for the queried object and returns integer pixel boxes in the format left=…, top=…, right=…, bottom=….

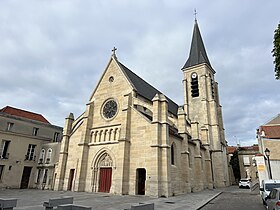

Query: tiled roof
left=118, top=61, right=179, bottom=116
left=259, top=125, right=280, bottom=139
left=227, top=146, right=237, bottom=154
left=0, top=106, right=50, bottom=124
left=227, top=145, right=259, bottom=154
left=239, top=145, right=259, bottom=151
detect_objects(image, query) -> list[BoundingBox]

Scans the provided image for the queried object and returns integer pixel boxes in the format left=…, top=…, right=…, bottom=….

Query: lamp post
left=265, top=148, right=272, bottom=179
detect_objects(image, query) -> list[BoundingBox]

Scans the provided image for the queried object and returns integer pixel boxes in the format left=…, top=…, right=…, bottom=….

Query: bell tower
left=182, top=19, right=229, bottom=187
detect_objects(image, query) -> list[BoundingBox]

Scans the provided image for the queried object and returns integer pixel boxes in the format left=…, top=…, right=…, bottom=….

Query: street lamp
left=265, top=148, right=272, bottom=179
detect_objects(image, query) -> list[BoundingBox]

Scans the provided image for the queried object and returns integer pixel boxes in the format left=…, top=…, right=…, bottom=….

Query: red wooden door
left=98, top=168, right=112, bottom=193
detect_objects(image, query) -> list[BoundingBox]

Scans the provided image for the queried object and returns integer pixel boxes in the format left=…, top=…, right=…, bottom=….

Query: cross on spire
left=112, top=47, right=117, bottom=56
left=194, top=8, right=197, bottom=22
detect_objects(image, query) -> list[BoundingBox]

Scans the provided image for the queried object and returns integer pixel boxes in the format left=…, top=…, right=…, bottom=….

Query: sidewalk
left=0, top=188, right=222, bottom=210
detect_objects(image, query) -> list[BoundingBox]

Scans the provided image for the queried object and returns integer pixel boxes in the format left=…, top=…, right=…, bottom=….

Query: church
left=54, top=20, right=230, bottom=197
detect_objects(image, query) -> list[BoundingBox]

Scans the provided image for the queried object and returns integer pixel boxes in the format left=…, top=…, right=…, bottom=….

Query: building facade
left=256, top=114, right=280, bottom=181
left=228, top=145, right=259, bottom=185
left=0, top=106, right=62, bottom=189
left=54, top=20, right=229, bottom=197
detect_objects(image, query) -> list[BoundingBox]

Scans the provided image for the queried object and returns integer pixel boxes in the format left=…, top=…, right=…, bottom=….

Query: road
left=200, top=185, right=266, bottom=210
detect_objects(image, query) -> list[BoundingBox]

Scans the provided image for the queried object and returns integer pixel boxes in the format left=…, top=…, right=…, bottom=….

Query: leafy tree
left=272, top=23, right=280, bottom=79
left=230, top=150, right=241, bottom=182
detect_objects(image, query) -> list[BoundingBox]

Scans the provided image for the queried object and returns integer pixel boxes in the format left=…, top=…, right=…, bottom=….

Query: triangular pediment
left=89, top=56, right=135, bottom=101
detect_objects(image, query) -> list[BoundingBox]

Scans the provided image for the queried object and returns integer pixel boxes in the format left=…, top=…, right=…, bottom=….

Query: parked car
left=265, top=188, right=280, bottom=210
left=239, top=178, right=251, bottom=188
left=260, top=180, right=280, bottom=205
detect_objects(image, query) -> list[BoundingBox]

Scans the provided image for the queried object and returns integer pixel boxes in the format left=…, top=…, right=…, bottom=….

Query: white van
left=260, top=180, right=280, bottom=205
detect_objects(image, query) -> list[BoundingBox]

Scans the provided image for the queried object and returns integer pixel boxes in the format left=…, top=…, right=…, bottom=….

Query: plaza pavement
left=0, top=188, right=223, bottom=210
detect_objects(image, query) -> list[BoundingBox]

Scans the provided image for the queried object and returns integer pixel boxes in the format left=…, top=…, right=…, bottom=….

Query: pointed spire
left=182, top=20, right=211, bottom=69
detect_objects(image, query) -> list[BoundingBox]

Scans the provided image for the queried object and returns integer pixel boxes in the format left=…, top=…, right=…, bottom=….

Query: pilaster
left=151, top=93, right=171, bottom=197
left=54, top=113, right=74, bottom=191
left=116, top=92, right=132, bottom=195
left=177, top=106, right=191, bottom=192
left=75, top=101, right=94, bottom=191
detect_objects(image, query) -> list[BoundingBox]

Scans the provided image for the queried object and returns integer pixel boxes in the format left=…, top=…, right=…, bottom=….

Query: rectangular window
left=6, top=122, right=14, bottom=131
left=25, top=144, right=36, bottom=161
left=243, top=156, right=250, bottom=166
left=43, top=169, right=48, bottom=184
left=53, top=132, right=59, bottom=142
left=0, top=165, right=4, bottom=180
left=0, top=140, right=10, bottom=159
left=36, top=169, right=42, bottom=183
left=33, top=128, right=39, bottom=136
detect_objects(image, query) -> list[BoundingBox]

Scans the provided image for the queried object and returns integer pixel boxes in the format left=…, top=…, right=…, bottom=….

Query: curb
left=196, top=191, right=223, bottom=210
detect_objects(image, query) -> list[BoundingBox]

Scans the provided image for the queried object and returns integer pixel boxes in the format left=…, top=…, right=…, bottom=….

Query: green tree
left=272, top=23, right=280, bottom=79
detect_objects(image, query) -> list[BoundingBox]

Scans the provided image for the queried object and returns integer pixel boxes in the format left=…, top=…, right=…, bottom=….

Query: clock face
left=191, top=72, right=197, bottom=79
left=102, top=99, right=118, bottom=119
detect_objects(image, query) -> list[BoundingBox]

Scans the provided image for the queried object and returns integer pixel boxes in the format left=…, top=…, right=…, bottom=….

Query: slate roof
left=118, top=61, right=179, bottom=116
left=0, top=106, right=50, bottom=124
left=182, top=20, right=211, bottom=69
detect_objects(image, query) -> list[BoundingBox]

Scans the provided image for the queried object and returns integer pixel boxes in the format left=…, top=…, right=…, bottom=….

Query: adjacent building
left=256, top=114, right=280, bottom=181
left=0, top=106, right=62, bottom=189
left=227, top=145, right=259, bottom=185
left=54, top=20, right=229, bottom=197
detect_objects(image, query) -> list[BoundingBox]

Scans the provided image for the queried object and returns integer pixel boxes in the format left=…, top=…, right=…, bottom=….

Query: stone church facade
left=54, top=20, right=229, bottom=197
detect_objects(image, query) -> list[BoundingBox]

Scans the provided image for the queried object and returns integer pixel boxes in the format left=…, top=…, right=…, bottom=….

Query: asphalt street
left=200, top=186, right=266, bottom=210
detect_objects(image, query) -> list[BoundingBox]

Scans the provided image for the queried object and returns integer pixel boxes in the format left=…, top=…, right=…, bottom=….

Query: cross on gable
left=112, top=47, right=117, bottom=56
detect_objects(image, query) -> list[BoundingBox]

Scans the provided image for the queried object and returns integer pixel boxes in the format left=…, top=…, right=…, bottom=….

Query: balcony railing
left=25, top=154, right=36, bottom=161
left=38, top=158, right=43, bottom=164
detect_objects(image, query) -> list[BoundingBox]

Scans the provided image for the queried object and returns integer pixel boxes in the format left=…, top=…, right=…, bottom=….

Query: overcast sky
left=0, top=0, right=279, bottom=146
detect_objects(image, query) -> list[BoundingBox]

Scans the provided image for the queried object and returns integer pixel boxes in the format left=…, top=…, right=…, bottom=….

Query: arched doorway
left=92, top=152, right=113, bottom=193
left=136, top=168, right=146, bottom=195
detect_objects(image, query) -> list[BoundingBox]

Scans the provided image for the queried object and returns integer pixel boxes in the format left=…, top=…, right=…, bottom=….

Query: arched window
left=171, top=143, right=175, bottom=165
left=39, top=149, right=45, bottom=164
left=45, top=148, right=52, bottom=164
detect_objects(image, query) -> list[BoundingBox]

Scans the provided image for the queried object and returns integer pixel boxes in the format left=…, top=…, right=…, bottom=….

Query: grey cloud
left=0, top=0, right=279, bottom=146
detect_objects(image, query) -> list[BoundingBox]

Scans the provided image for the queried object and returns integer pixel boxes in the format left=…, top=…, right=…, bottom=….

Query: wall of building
left=0, top=113, right=62, bottom=189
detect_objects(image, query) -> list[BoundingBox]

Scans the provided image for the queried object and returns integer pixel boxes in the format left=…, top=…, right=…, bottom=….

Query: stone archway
left=92, top=152, right=113, bottom=193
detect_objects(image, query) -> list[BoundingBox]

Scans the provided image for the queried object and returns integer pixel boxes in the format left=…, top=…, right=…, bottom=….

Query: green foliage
left=229, top=150, right=241, bottom=181
left=272, top=23, right=280, bottom=80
